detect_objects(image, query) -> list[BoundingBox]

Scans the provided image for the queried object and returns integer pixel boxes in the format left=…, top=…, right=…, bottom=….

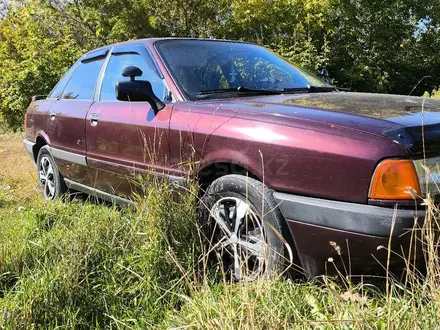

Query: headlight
left=413, top=157, right=440, bottom=197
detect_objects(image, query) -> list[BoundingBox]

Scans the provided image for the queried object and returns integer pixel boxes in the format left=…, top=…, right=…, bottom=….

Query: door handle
left=50, top=111, right=56, bottom=121
left=90, top=113, right=100, bottom=126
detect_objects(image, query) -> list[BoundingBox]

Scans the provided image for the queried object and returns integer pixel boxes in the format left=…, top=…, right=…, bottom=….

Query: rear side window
left=62, top=59, right=104, bottom=100
left=48, top=63, right=78, bottom=100
left=100, top=53, right=165, bottom=101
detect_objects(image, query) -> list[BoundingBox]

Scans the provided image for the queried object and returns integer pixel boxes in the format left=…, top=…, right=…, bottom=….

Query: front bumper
left=274, top=192, right=425, bottom=276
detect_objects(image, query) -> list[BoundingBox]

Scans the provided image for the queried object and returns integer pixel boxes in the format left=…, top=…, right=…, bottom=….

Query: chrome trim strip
left=86, top=156, right=187, bottom=186
left=64, top=179, right=133, bottom=206
left=49, top=147, right=87, bottom=166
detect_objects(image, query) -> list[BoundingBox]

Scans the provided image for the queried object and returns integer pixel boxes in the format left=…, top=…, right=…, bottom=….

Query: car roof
left=83, top=38, right=252, bottom=57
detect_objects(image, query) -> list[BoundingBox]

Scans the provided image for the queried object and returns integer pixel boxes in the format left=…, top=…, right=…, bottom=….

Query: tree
left=0, top=0, right=84, bottom=128
left=1, top=0, right=440, bottom=129
left=325, top=0, right=440, bottom=94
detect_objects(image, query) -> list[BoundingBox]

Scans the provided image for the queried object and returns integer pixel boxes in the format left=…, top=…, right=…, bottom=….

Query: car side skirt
left=64, top=179, right=133, bottom=206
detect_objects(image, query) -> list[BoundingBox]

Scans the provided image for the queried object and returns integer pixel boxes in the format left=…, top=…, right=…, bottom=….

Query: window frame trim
left=93, top=47, right=114, bottom=101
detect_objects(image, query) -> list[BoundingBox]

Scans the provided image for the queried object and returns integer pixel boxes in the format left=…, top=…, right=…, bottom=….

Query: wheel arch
left=197, top=161, right=263, bottom=191
left=32, top=135, right=49, bottom=162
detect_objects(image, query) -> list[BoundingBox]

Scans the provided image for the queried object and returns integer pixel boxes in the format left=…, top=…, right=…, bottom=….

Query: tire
left=36, top=146, right=67, bottom=200
left=199, top=174, right=286, bottom=281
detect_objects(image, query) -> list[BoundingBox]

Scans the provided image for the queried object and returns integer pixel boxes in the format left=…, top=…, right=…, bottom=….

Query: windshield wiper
left=282, top=86, right=337, bottom=93
left=197, top=85, right=338, bottom=98
left=198, top=86, right=283, bottom=96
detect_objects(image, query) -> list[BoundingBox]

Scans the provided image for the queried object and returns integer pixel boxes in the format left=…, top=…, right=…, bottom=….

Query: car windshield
left=155, top=39, right=331, bottom=100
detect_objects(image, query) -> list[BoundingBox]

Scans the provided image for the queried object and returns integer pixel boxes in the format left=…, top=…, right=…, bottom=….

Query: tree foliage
left=0, top=0, right=439, bottom=129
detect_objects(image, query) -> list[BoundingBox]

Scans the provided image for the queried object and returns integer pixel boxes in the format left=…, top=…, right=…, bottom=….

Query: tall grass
left=1, top=134, right=440, bottom=328
left=0, top=178, right=439, bottom=329
left=0, top=178, right=201, bottom=328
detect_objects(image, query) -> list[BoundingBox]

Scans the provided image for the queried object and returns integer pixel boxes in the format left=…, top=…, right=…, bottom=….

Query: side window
left=48, top=63, right=78, bottom=100
left=62, top=59, right=104, bottom=100
left=100, top=52, right=165, bottom=101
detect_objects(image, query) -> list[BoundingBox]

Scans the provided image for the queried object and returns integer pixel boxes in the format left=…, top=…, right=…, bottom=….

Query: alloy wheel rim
left=38, top=156, right=56, bottom=200
left=209, top=196, right=267, bottom=281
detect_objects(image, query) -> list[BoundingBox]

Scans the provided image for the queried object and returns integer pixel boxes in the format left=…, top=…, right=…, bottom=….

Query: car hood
left=196, top=92, right=440, bottom=154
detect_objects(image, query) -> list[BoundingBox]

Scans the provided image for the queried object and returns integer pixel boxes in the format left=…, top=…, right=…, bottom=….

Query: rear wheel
left=200, top=174, right=286, bottom=281
left=36, top=146, right=67, bottom=200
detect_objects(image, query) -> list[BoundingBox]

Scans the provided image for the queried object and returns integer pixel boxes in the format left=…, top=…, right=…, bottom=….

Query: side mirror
left=116, top=66, right=165, bottom=114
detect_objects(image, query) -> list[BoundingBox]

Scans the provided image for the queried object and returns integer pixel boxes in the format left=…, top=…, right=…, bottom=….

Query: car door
left=86, top=44, right=173, bottom=196
left=46, top=49, right=107, bottom=185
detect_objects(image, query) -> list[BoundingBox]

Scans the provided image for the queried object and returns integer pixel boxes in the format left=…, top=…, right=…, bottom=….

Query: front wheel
left=36, top=146, right=67, bottom=200
left=200, top=174, right=287, bottom=281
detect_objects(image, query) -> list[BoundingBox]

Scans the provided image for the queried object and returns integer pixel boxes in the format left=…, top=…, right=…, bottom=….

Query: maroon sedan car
left=24, top=38, right=437, bottom=279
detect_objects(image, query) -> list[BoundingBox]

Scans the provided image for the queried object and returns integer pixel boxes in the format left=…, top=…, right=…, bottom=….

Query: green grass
left=0, top=134, right=440, bottom=329
left=0, top=182, right=201, bottom=328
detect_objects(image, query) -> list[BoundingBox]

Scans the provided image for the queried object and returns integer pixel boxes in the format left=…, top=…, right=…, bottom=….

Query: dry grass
left=0, top=132, right=37, bottom=204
